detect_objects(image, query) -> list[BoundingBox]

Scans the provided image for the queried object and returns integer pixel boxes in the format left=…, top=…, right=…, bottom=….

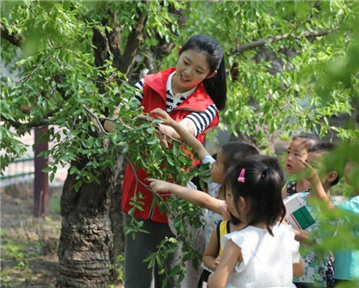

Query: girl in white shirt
left=208, top=160, right=305, bottom=288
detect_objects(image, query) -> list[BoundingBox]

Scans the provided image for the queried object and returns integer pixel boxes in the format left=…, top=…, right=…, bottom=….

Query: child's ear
left=178, top=46, right=182, bottom=54
left=206, top=70, right=217, bottom=79
left=239, top=196, right=248, bottom=212
left=327, top=171, right=338, bottom=184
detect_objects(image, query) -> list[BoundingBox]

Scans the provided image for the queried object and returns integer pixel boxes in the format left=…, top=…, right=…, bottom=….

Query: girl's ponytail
left=203, top=57, right=227, bottom=111
left=259, top=168, right=286, bottom=235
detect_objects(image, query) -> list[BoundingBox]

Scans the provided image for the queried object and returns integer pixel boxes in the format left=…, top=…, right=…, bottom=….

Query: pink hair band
left=237, top=168, right=245, bottom=183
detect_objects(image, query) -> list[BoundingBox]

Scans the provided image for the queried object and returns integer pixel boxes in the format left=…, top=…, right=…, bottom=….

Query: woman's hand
left=150, top=108, right=175, bottom=126
left=148, top=178, right=174, bottom=193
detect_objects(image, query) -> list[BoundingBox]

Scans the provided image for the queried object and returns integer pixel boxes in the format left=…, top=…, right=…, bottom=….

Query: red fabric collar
left=144, top=67, right=215, bottom=113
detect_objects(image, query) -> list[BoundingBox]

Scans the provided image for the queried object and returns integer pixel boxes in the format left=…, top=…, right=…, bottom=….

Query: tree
left=1, top=1, right=186, bottom=286
left=2, top=1, right=359, bottom=287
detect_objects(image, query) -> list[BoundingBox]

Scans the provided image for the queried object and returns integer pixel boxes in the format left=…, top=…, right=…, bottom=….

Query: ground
left=1, top=181, right=61, bottom=287
left=0, top=180, right=125, bottom=288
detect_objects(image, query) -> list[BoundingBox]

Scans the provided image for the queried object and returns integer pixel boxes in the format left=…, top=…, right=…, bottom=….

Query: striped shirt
left=134, top=72, right=217, bottom=137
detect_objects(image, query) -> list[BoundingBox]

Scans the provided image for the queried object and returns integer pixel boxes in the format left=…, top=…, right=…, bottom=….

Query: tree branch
left=84, top=105, right=109, bottom=136
left=1, top=106, right=61, bottom=132
left=2, top=115, right=51, bottom=130
left=118, top=6, right=148, bottom=75
left=0, top=23, right=23, bottom=47
left=17, top=55, right=51, bottom=84
left=233, top=29, right=330, bottom=55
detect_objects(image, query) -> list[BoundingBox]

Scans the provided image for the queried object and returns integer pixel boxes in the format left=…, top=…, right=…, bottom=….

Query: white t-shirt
left=202, top=155, right=223, bottom=245
left=223, top=224, right=300, bottom=288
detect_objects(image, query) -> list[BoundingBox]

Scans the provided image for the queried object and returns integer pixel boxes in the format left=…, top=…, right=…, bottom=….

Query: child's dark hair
left=309, top=142, right=341, bottom=186
left=292, top=132, right=320, bottom=152
left=180, top=34, right=227, bottom=110
left=220, top=142, right=258, bottom=171
left=225, top=160, right=286, bottom=235
left=247, top=155, right=286, bottom=188
left=309, top=142, right=335, bottom=154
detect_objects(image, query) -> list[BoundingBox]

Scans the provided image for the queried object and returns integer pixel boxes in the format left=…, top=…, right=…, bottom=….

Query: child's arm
left=292, top=228, right=311, bottom=243
left=281, top=221, right=311, bottom=244
left=293, top=257, right=305, bottom=277
left=150, top=108, right=210, bottom=160
left=148, top=179, right=222, bottom=214
left=203, top=226, right=221, bottom=271
left=207, top=240, right=242, bottom=288
left=297, top=157, right=336, bottom=210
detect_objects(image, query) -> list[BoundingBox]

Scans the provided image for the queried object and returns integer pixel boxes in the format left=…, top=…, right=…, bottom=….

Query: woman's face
left=285, top=139, right=309, bottom=174
left=173, top=49, right=213, bottom=92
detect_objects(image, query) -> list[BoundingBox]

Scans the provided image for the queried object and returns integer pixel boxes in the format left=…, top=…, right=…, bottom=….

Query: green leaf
left=41, top=167, right=52, bottom=173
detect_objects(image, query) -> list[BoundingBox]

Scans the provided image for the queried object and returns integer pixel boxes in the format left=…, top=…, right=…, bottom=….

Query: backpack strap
left=216, top=220, right=222, bottom=255
left=226, top=220, right=231, bottom=233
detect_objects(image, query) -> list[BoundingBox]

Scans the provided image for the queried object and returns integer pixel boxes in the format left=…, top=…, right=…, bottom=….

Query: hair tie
left=237, top=168, right=245, bottom=183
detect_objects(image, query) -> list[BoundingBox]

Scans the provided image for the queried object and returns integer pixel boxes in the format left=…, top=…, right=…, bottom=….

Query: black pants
left=124, top=216, right=180, bottom=288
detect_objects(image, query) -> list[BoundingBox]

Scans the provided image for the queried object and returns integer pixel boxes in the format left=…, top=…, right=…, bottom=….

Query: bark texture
left=57, top=169, right=112, bottom=287
left=108, top=155, right=126, bottom=279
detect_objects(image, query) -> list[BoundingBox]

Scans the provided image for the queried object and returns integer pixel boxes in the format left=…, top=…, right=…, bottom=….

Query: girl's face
left=210, top=149, right=226, bottom=184
left=226, top=188, right=240, bottom=219
left=285, top=139, right=309, bottom=174
left=226, top=187, right=248, bottom=222
left=173, top=49, right=215, bottom=92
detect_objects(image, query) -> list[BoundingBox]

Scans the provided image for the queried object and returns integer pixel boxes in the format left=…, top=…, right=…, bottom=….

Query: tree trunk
left=57, top=168, right=112, bottom=287
left=108, top=155, right=126, bottom=280
left=57, top=6, right=148, bottom=287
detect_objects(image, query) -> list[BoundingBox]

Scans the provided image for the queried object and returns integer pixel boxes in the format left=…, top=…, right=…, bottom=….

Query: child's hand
left=213, top=256, right=221, bottom=270
left=148, top=178, right=173, bottom=193
left=150, top=108, right=174, bottom=126
left=296, top=157, right=319, bottom=183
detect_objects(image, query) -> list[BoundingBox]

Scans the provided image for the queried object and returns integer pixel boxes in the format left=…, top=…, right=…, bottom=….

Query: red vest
left=121, top=67, right=219, bottom=223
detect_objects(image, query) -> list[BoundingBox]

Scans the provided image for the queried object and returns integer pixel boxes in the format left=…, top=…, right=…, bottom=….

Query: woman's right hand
left=150, top=108, right=174, bottom=126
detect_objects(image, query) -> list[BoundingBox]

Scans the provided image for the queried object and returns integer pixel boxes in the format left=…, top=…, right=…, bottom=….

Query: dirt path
left=1, top=181, right=61, bottom=287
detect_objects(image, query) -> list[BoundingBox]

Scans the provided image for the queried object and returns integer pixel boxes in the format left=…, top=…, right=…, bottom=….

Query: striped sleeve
left=185, top=104, right=217, bottom=137
left=133, top=78, right=144, bottom=105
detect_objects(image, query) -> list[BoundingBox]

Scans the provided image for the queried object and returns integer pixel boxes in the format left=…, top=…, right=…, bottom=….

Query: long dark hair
left=247, top=155, right=286, bottom=188
left=220, top=142, right=258, bottom=171
left=180, top=34, right=227, bottom=110
left=225, top=160, right=286, bottom=235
